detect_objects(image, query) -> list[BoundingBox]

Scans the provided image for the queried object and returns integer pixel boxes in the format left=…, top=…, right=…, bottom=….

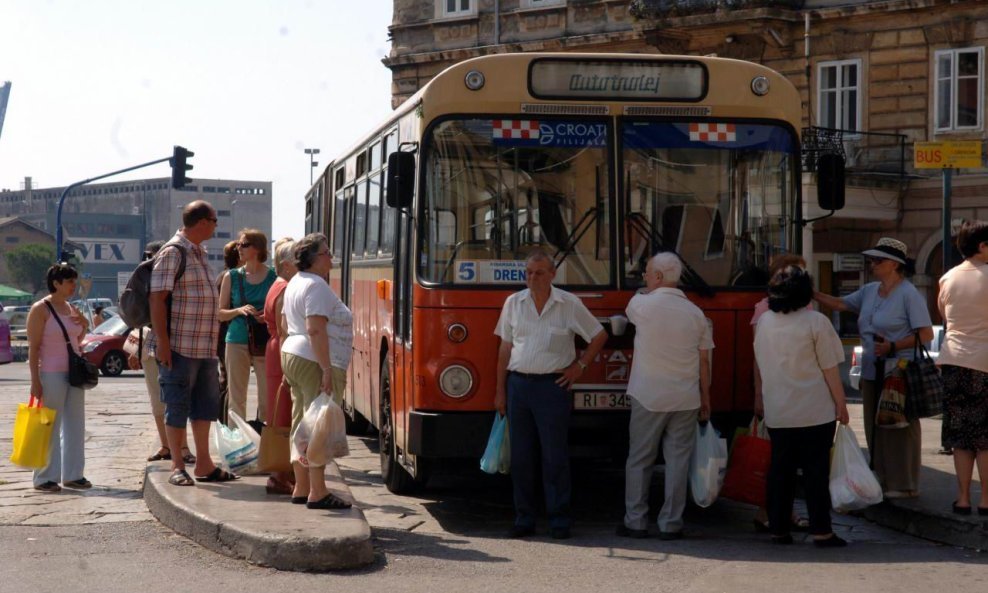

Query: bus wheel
left=378, top=361, right=416, bottom=494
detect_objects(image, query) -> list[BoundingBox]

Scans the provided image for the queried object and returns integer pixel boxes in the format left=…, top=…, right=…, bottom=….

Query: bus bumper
left=407, top=409, right=632, bottom=459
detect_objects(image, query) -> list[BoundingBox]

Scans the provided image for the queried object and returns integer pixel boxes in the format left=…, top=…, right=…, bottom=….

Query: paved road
left=0, top=362, right=984, bottom=592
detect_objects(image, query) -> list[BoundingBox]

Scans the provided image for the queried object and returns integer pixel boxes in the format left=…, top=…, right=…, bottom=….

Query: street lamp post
left=304, top=148, right=320, bottom=186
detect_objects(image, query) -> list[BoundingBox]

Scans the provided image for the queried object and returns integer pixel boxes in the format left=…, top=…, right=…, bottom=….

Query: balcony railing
left=630, top=0, right=805, bottom=19
left=802, top=126, right=907, bottom=179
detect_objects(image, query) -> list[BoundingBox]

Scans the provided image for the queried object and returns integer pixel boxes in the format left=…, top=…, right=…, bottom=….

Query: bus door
left=392, top=208, right=414, bottom=464
left=340, top=186, right=354, bottom=304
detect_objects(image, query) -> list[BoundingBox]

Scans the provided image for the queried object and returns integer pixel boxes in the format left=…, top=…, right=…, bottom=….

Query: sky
left=0, top=0, right=395, bottom=241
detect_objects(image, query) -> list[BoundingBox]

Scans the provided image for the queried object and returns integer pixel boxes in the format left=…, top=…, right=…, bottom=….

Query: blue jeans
left=507, top=372, right=572, bottom=529
left=158, top=352, right=220, bottom=427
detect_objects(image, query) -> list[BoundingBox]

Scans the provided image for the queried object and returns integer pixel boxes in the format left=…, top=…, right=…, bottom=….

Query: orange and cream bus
left=304, top=53, right=843, bottom=493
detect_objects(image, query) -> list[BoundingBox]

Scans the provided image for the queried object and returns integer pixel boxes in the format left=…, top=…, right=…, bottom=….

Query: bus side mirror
left=816, top=153, right=845, bottom=211
left=386, top=152, right=416, bottom=209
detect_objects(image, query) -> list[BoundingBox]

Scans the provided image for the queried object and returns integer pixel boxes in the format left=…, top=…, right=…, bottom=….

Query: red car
left=0, top=304, right=12, bottom=365
left=80, top=315, right=131, bottom=376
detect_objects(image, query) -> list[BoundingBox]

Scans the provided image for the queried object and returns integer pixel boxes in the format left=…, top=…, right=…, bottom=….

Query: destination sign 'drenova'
left=529, top=59, right=706, bottom=101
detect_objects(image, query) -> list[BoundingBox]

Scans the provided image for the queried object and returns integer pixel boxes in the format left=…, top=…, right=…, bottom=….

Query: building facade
left=0, top=176, right=272, bottom=300
left=385, top=0, right=988, bottom=326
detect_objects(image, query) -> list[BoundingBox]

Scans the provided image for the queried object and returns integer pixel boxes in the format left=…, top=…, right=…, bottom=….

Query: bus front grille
left=521, top=103, right=610, bottom=115
left=624, top=105, right=712, bottom=117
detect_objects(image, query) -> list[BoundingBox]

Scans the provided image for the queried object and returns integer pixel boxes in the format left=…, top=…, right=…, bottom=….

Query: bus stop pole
left=54, top=156, right=172, bottom=262
left=942, top=167, right=953, bottom=274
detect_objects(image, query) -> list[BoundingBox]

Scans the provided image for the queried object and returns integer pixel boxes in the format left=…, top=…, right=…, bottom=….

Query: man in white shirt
left=494, top=250, right=607, bottom=540
left=618, top=252, right=713, bottom=540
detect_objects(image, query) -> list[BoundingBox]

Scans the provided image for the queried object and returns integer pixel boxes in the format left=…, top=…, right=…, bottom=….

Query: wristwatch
left=576, top=360, right=587, bottom=371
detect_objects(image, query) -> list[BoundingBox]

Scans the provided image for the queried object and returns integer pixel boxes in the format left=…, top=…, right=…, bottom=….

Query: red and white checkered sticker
left=689, top=123, right=736, bottom=142
left=493, top=120, right=540, bottom=140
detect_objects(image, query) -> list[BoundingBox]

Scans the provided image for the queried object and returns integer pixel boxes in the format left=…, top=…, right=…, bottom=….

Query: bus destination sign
left=455, top=260, right=527, bottom=284
left=529, top=59, right=706, bottom=101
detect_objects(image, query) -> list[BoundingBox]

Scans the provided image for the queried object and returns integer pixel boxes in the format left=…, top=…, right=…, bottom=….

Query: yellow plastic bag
left=9, top=396, right=57, bottom=469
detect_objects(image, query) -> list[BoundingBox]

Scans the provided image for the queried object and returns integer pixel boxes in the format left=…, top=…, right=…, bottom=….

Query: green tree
left=5, top=243, right=56, bottom=294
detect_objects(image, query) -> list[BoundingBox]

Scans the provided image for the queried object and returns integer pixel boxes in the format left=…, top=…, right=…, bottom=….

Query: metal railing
left=802, top=126, right=907, bottom=179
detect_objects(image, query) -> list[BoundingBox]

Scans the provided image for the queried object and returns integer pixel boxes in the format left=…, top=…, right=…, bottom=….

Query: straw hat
left=862, top=237, right=908, bottom=265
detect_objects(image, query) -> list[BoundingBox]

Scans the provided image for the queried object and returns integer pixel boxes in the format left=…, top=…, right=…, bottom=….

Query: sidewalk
left=2, top=366, right=986, bottom=570
left=846, top=402, right=988, bottom=550
left=0, top=369, right=374, bottom=571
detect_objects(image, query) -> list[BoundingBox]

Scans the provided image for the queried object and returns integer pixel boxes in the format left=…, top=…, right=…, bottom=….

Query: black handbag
left=44, top=301, right=99, bottom=390
left=236, top=269, right=271, bottom=357
left=903, top=332, right=944, bottom=419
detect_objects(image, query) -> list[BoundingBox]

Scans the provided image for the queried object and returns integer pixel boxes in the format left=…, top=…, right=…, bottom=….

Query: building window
left=443, top=0, right=474, bottom=17
left=817, top=59, right=861, bottom=132
left=935, top=47, right=984, bottom=132
left=522, top=0, right=564, bottom=8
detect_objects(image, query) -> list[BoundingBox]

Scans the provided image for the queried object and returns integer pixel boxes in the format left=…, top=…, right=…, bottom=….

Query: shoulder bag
left=903, top=332, right=945, bottom=419
left=44, top=301, right=99, bottom=390
left=237, top=269, right=271, bottom=357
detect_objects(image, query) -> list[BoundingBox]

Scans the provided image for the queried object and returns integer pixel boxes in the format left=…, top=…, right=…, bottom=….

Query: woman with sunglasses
left=218, top=229, right=276, bottom=424
left=815, top=237, right=933, bottom=498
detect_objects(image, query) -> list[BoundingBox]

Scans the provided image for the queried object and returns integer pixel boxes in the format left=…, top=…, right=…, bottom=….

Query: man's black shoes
left=615, top=524, right=649, bottom=539
left=550, top=526, right=571, bottom=540
left=509, top=524, right=536, bottom=538
left=658, top=530, right=684, bottom=541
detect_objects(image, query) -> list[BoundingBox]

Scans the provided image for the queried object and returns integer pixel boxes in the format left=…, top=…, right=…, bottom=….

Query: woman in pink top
left=937, top=220, right=988, bottom=515
left=25, top=264, right=90, bottom=492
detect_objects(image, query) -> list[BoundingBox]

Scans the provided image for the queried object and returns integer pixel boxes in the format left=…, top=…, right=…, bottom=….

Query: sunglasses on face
left=237, top=242, right=254, bottom=248
left=866, top=257, right=887, bottom=265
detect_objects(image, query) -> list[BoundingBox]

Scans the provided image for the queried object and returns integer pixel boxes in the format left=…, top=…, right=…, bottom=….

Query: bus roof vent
left=521, top=103, right=610, bottom=116
left=624, top=106, right=712, bottom=117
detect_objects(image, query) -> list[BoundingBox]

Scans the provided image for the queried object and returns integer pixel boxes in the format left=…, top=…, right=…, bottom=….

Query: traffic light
left=170, top=145, right=194, bottom=189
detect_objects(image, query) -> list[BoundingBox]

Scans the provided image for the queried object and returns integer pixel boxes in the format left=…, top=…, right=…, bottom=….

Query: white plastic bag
left=211, top=411, right=261, bottom=475
left=291, top=392, right=349, bottom=467
left=689, top=422, right=728, bottom=508
left=829, top=424, right=883, bottom=511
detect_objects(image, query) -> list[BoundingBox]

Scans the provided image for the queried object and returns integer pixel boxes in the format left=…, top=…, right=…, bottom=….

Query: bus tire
left=378, top=360, right=417, bottom=494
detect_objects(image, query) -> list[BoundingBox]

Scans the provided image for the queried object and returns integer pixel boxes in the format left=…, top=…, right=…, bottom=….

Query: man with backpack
left=148, top=200, right=237, bottom=486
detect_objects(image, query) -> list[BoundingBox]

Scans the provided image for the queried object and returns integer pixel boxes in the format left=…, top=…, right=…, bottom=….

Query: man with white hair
left=617, top=252, right=713, bottom=540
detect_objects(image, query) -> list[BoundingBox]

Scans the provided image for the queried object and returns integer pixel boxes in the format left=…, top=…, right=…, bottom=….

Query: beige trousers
left=142, top=355, right=164, bottom=417
left=225, top=342, right=267, bottom=422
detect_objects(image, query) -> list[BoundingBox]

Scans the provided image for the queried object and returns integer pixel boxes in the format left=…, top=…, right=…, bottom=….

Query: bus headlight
left=750, top=76, right=770, bottom=96
left=464, top=70, right=486, bottom=91
left=447, top=323, right=468, bottom=343
left=439, top=365, right=473, bottom=398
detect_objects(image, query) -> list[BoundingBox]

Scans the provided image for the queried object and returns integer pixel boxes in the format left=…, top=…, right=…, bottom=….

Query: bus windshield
left=622, top=121, right=797, bottom=290
left=420, top=117, right=611, bottom=287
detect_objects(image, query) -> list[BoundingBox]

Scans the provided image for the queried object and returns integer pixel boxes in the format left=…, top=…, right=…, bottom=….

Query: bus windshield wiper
left=626, top=212, right=715, bottom=297
left=553, top=206, right=598, bottom=268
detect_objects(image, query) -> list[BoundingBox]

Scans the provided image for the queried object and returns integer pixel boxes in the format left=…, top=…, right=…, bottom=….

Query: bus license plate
left=574, top=392, right=631, bottom=410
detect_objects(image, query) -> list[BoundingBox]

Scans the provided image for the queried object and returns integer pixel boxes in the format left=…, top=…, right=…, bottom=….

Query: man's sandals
left=167, top=467, right=238, bottom=486
left=149, top=447, right=196, bottom=464
left=168, top=469, right=194, bottom=486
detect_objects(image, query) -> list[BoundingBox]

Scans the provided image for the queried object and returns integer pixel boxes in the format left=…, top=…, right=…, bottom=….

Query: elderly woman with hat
left=815, top=237, right=934, bottom=498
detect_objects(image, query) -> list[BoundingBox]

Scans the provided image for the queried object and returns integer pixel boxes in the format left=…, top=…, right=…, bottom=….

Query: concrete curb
left=861, top=501, right=988, bottom=550
left=144, top=462, right=375, bottom=571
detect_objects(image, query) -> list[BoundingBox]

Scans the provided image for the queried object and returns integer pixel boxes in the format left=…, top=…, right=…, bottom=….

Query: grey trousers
left=624, top=399, right=698, bottom=533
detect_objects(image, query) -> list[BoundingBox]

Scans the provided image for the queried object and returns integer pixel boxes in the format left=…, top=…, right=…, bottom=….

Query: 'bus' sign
left=914, top=141, right=982, bottom=169
left=529, top=58, right=706, bottom=101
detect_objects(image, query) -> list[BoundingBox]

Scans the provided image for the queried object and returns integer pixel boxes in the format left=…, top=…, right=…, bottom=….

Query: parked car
left=1, top=304, right=31, bottom=342
left=0, top=304, right=12, bottom=365
left=848, top=325, right=944, bottom=390
left=80, top=315, right=131, bottom=376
